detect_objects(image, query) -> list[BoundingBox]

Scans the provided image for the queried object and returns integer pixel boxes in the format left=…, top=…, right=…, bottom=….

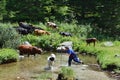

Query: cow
left=59, top=32, right=72, bottom=37
left=34, top=29, right=50, bottom=36
left=18, top=22, right=35, bottom=33
left=14, top=27, right=29, bottom=35
left=18, top=22, right=44, bottom=33
left=18, top=22, right=31, bottom=30
left=86, top=38, right=97, bottom=47
left=29, top=25, right=44, bottom=30
left=18, top=45, right=43, bottom=57
left=47, top=22, right=58, bottom=29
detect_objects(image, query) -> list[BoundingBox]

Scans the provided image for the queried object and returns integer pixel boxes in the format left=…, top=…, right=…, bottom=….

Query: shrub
left=0, top=23, right=21, bottom=49
left=0, top=48, right=18, bottom=64
left=21, top=34, right=39, bottom=46
left=58, top=66, right=75, bottom=80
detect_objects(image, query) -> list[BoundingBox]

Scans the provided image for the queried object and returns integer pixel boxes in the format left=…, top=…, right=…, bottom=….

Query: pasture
left=0, top=22, right=120, bottom=74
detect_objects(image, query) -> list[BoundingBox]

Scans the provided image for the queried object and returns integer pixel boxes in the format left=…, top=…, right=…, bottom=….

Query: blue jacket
left=66, top=48, right=75, bottom=55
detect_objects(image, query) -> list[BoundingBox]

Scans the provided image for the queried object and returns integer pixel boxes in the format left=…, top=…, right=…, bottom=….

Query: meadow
left=0, top=22, right=120, bottom=73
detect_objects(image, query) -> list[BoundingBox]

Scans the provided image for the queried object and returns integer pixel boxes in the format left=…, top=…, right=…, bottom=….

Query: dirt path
left=52, top=54, right=117, bottom=80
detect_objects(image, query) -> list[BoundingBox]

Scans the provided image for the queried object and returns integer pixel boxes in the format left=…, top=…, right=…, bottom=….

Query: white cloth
left=23, top=41, right=32, bottom=46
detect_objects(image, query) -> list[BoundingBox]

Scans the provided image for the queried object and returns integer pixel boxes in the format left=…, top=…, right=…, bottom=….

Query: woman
left=63, top=46, right=83, bottom=66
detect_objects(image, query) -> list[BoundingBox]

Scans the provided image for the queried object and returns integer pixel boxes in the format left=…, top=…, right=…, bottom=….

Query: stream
left=0, top=52, right=118, bottom=80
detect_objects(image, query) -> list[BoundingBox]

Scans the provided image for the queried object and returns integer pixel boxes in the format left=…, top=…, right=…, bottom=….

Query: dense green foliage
left=0, top=48, right=18, bottom=64
left=0, top=23, right=21, bottom=48
left=77, top=41, right=120, bottom=71
left=21, top=22, right=89, bottom=50
left=60, top=66, right=75, bottom=79
left=0, top=0, right=6, bottom=20
left=0, top=0, right=120, bottom=39
left=0, top=22, right=120, bottom=72
left=21, top=22, right=120, bottom=72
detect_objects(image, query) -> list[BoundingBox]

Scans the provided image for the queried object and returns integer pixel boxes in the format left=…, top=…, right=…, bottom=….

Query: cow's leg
left=19, top=51, right=23, bottom=55
left=34, top=54, right=36, bottom=57
left=93, top=41, right=95, bottom=47
left=87, top=41, right=91, bottom=46
left=27, top=54, right=30, bottom=57
left=88, top=42, right=91, bottom=46
left=86, top=42, right=89, bottom=46
left=86, top=43, right=88, bottom=46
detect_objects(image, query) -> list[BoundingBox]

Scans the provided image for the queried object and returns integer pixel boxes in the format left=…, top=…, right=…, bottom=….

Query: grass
left=37, top=72, right=53, bottom=80
left=58, top=66, right=75, bottom=80
left=0, top=22, right=120, bottom=73
left=79, top=41, right=120, bottom=71
left=0, top=48, right=18, bottom=64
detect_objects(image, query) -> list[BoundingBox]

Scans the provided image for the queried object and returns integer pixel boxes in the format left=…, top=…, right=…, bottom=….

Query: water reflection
left=78, top=54, right=101, bottom=71
left=0, top=54, right=48, bottom=80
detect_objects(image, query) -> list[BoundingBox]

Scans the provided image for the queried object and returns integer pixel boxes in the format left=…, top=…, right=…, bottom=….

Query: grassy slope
left=0, top=22, right=120, bottom=72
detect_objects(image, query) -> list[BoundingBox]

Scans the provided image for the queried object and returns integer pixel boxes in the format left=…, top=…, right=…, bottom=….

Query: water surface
left=0, top=52, right=115, bottom=80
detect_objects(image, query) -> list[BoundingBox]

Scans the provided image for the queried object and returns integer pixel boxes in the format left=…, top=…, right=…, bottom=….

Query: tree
left=5, top=0, right=55, bottom=22
left=67, top=0, right=98, bottom=23
left=0, top=0, right=6, bottom=21
left=5, top=0, right=69, bottom=22
left=94, top=0, right=120, bottom=39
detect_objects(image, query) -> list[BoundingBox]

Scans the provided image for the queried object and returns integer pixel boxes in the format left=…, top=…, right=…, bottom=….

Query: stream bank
left=0, top=52, right=118, bottom=80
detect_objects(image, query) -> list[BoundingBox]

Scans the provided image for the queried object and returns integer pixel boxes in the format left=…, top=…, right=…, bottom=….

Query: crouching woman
left=63, top=46, right=83, bottom=66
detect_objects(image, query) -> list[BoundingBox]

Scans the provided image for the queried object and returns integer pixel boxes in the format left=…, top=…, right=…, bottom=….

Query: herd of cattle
left=15, top=22, right=97, bottom=57
left=14, top=22, right=47, bottom=35
left=13, top=22, right=72, bottom=36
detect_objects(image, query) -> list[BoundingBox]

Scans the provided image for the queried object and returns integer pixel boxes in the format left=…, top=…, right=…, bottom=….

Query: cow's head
left=32, top=47, right=43, bottom=54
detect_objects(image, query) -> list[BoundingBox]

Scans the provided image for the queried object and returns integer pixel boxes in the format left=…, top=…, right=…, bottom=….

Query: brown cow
left=34, top=29, right=50, bottom=35
left=47, top=22, right=58, bottom=29
left=86, top=38, right=97, bottom=46
left=18, top=45, right=43, bottom=57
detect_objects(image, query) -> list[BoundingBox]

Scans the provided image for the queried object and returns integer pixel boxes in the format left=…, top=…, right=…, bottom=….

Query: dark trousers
left=68, top=54, right=80, bottom=66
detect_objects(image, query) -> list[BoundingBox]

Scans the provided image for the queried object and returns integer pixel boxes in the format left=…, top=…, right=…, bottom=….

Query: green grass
left=0, top=22, right=120, bottom=72
left=79, top=41, right=120, bottom=71
left=37, top=72, right=52, bottom=80
left=0, top=48, right=18, bottom=64
left=59, top=66, right=75, bottom=79
left=21, top=22, right=120, bottom=72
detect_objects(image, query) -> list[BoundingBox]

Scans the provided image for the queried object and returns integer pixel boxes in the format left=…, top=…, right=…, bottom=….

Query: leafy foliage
left=0, top=23, right=21, bottom=48
left=0, top=48, right=18, bottom=64
left=60, top=66, right=75, bottom=79
left=0, top=0, right=120, bottom=39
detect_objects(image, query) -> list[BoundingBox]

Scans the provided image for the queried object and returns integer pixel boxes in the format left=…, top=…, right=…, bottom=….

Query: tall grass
left=58, top=23, right=92, bottom=38
left=0, top=23, right=21, bottom=49
left=20, top=22, right=120, bottom=72
left=78, top=41, right=120, bottom=71
left=0, top=48, right=18, bottom=64
left=59, top=66, right=75, bottom=79
left=0, top=22, right=120, bottom=72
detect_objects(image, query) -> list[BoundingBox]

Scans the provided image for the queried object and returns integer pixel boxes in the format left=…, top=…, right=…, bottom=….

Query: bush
left=0, top=23, right=21, bottom=49
left=0, top=48, right=18, bottom=64
left=22, top=33, right=71, bottom=51
left=57, top=66, right=75, bottom=80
